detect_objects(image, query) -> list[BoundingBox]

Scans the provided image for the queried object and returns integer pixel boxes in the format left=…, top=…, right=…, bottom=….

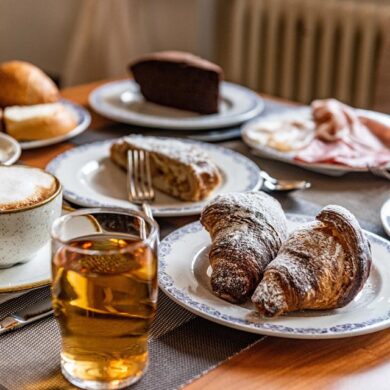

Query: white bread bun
left=4, top=103, right=77, bottom=141
left=0, top=61, right=60, bottom=108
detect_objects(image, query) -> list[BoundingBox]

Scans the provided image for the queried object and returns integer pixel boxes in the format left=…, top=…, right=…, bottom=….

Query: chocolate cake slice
left=129, top=51, right=223, bottom=115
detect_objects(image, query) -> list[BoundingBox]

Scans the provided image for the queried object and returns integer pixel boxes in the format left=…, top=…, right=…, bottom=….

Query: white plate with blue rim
left=158, top=214, right=390, bottom=339
left=46, top=138, right=262, bottom=217
left=89, top=80, right=264, bottom=130
left=19, top=100, right=91, bottom=150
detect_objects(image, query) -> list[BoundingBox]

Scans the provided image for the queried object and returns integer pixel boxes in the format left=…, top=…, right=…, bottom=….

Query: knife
left=0, top=296, right=53, bottom=335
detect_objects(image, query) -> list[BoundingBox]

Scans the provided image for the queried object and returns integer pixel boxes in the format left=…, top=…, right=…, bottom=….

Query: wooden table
left=21, top=81, right=390, bottom=390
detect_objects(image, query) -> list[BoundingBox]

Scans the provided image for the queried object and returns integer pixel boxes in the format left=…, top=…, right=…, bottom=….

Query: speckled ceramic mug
left=0, top=169, right=62, bottom=268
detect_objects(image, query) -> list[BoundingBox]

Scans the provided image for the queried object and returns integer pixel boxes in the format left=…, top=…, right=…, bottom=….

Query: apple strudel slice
left=110, top=135, right=222, bottom=201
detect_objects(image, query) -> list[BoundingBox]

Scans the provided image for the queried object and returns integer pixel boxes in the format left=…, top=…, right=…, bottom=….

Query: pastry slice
left=110, top=135, right=221, bottom=201
left=252, top=205, right=372, bottom=317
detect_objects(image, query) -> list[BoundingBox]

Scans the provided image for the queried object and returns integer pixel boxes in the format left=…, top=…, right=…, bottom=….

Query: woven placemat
left=0, top=289, right=260, bottom=390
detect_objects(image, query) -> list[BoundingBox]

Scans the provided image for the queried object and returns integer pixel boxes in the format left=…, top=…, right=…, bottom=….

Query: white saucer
left=0, top=206, right=102, bottom=293
left=242, top=107, right=390, bottom=176
left=89, top=80, right=264, bottom=130
left=159, top=214, right=390, bottom=339
left=19, top=100, right=91, bottom=150
left=0, top=243, right=51, bottom=293
left=46, top=138, right=263, bottom=217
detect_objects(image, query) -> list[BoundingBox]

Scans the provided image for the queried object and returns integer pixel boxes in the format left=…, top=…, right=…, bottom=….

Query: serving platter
left=89, top=80, right=264, bottom=130
left=19, top=100, right=91, bottom=150
left=159, top=214, right=390, bottom=339
left=242, top=107, right=390, bottom=176
left=46, top=138, right=263, bottom=217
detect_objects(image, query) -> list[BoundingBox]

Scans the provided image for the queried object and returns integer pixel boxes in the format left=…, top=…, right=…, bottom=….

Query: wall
left=0, top=0, right=80, bottom=77
left=0, top=0, right=216, bottom=85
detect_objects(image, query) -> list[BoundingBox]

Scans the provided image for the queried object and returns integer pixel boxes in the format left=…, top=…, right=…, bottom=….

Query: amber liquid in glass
left=52, top=234, right=157, bottom=385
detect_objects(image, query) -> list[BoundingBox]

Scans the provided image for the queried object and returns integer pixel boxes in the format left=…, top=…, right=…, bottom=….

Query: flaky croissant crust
left=252, top=205, right=372, bottom=317
left=201, top=192, right=288, bottom=304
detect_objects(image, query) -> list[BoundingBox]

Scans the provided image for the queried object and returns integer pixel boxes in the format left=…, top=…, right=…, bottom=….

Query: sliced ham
left=295, top=99, right=390, bottom=168
left=359, top=116, right=390, bottom=149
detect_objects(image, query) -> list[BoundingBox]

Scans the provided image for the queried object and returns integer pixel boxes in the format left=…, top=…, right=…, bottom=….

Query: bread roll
left=0, top=109, right=3, bottom=132
left=0, top=61, right=59, bottom=108
left=4, top=103, right=77, bottom=141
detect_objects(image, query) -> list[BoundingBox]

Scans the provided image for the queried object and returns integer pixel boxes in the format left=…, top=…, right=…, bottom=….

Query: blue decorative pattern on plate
left=89, top=80, right=264, bottom=130
left=158, top=214, right=390, bottom=339
left=46, top=138, right=262, bottom=217
left=19, top=99, right=91, bottom=150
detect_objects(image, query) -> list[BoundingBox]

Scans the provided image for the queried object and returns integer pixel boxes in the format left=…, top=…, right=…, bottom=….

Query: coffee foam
left=0, top=166, right=58, bottom=211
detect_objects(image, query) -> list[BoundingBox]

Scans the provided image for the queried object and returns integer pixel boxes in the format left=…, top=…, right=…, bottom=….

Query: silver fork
left=127, top=149, right=155, bottom=224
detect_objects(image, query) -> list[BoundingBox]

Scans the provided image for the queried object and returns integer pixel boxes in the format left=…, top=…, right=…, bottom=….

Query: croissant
left=200, top=192, right=288, bottom=304
left=252, top=205, right=372, bottom=317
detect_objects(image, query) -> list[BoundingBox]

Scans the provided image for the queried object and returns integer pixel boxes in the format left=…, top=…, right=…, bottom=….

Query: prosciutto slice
left=295, top=99, right=390, bottom=168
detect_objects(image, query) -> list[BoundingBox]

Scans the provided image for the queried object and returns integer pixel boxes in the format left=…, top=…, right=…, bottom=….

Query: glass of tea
left=51, top=208, right=159, bottom=390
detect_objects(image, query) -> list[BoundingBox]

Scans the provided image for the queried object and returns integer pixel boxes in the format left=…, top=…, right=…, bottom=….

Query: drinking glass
left=51, top=208, right=159, bottom=390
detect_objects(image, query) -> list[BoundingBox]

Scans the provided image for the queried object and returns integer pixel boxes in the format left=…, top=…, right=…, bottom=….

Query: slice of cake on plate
left=129, top=51, right=223, bottom=114
left=110, top=135, right=221, bottom=201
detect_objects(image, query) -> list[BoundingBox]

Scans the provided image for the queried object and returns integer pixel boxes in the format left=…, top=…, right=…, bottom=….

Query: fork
left=127, top=149, right=155, bottom=225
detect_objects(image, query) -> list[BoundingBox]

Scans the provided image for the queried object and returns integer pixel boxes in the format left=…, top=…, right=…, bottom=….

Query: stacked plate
left=89, top=80, right=264, bottom=142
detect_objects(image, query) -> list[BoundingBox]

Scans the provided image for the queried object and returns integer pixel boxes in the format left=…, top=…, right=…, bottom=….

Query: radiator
left=221, top=0, right=390, bottom=110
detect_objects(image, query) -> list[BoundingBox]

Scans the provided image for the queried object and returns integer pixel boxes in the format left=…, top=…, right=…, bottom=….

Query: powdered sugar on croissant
left=252, top=205, right=372, bottom=317
left=200, top=192, right=288, bottom=303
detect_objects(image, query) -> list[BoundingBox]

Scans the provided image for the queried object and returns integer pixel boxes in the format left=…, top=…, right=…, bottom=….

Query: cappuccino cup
left=0, top=165, right=62, bottom=268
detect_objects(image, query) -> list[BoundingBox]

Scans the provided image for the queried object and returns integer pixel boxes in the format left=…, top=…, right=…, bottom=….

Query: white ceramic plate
left=19, top=100, right=91, bottom=150
left=0, top=133, right=21, bottom=165
left=242, top=107, right=390, bottom=176
left=46, top=138, right=262, bottom=217
left=0, top=206, right=102, bottom=293
left=89, top=80, right=264, bottom=130
left=0, top=243, right=52, bottom=293
left=159, top=214, right=390, bottom=339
